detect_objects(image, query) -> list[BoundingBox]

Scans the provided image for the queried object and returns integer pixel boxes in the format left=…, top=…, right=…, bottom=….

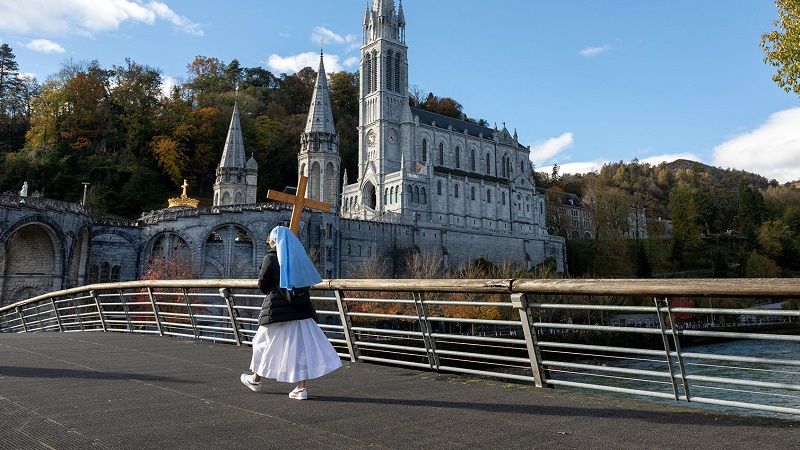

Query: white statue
left=19, top=181, right=28, bottom=197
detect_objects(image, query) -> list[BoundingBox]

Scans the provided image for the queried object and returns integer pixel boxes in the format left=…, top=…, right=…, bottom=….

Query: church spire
left=397, top=0, right=405, bottom=25
left=219, top=102, right=245, bottom=169
left=304, top=52, right=336, bottom=135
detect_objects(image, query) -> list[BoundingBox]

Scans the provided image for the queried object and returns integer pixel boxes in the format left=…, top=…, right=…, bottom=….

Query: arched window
left=371, top=50, right=377, bottom=93
left=414, top=186, right=420, bottom=203
left=111, top=266, right=121, bottom=282
left=394, top=52, right=401, bottom=92
left=502, top=192, right=506, bottom=205
left=471, top=186, right=476, bottom=201
left=455, top=146, right=461, bottom=169
left=501, top=156, right=507, bottom=177
left=454, top=184, right=460, bottom=198
left=420, top=187, right=426, bottom=204
left=422, top=139, right=427, bottom=162
left=100, top=262, right=110, bottom=282
left=384, top=188, right=389, bottom=205
left=386, top=50, right=393, bottom=91
left=439, top=142, right=444, bottom=164
left=364, top=53, right=372, bottom=93
left=487, top=189, right=492, bottom=202
left=486, top=153, right=491, bottom=174
left=437, top=180, right=442, bottom=195
left=470, top=149, right=476, bottom=171
left=406, top=185, right=413, bottom=205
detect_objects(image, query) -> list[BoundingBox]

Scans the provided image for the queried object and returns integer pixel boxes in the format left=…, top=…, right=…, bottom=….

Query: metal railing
left=1, top=278, right=799, bottom=417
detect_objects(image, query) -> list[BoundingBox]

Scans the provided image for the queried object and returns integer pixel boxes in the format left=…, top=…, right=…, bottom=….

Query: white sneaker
left=289, top=387, right=308, bottom=400
left=240, top=373, right=263, bottom=392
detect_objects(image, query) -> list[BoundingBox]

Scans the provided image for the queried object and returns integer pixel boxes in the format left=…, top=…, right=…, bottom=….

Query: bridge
left=2, top=278, right=799, bottom=447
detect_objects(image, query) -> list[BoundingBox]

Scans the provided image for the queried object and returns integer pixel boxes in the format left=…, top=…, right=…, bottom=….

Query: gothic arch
left=326, top=162, right=336, bottom=207
left=144, top=230, right=195, bottom=274
left=201, top=224, right=257, bottom=279
left=310, top=162, right=321, bottom=201
left=2, top=222, right=64, bottom=305
left=363, top=181, right=377, bottom=210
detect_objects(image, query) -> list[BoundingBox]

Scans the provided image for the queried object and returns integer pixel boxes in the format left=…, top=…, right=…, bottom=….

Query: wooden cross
left=266, top=175, right=331, bottom=235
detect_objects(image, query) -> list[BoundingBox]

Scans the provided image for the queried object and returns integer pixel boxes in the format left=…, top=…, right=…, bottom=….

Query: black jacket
left=256, top=248, right=315, bottom=326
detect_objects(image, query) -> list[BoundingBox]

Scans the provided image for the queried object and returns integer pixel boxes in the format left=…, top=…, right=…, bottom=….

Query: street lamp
left=81, top=182, right=90, bottom=205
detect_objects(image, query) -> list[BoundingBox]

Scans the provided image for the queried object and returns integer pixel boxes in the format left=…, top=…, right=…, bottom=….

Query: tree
left=761, top=0, right=800, bottom=96
left=0, top=43, right=19, bottom=103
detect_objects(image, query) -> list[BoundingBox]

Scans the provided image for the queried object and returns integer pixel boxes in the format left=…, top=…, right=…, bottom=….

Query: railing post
left=16, top=306, right=28, bottom=332
left=219, top=288, right=242, bottom=346
left=512, top=293, right=548, bottom=388
left=662, top=297, right=691, bottom=401
left=90, top=290, right=107, bottom=332
left=183, top=288, right=200, bottom=339
left=654, top=297, right=682, bottom=401
left=74, top=296, right=85, bottom=331
left=118, top=290, right=133, bottom=332
left=334, top=289, right=360, bottom=362
left=412, top=292, right=440, bottom=371
left=50, top=298, right=64, bottom=332
left=147, top=287, right=164, bottom=336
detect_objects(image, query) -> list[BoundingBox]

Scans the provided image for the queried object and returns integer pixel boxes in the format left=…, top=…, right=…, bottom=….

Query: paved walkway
left=1, top=333, right=797, bottom=449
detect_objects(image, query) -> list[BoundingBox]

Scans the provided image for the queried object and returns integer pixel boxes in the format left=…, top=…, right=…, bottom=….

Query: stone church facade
left=0, top=0, right=564, bottom=307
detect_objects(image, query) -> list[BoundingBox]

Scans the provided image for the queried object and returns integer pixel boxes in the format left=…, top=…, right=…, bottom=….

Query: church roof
left=305, top=53, right=336, bottom=135
left=411, top=107, right=498, bottom=140
left=219, top=103, right=246, bottom=169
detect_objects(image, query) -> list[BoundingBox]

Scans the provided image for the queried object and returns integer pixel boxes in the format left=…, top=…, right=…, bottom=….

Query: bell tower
left=298, top=52, right=341, bottom=211
left=359, top=0, right=408, bottom=210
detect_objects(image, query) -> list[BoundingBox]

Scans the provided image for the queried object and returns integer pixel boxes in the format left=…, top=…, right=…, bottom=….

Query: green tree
left=0, top=43, right=19, bottom=105
left=761, top=0, right=800, bottom=96
left=670, top=184, right=702, bottom=253
left=745, top=251, right=781, bottom=277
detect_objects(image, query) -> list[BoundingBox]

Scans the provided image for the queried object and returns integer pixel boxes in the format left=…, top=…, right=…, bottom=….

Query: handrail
left=2, top=277, right=800, bottom=418
left=4, top=277, right=798, bottom=314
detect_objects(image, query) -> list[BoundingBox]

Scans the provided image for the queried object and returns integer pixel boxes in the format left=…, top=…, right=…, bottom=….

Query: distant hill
left=664, top=159, right=770, bottom=189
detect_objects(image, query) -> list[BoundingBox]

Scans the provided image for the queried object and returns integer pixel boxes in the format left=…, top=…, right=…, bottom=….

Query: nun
left=241, top=225, right=342, bottom=399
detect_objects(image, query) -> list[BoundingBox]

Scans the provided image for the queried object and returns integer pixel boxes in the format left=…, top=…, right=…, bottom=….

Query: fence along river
left=1, top=278, right=799, bottom=418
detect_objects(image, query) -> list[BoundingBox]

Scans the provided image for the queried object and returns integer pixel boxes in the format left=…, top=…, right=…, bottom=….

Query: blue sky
left=2, top=0, right=799, bottom=182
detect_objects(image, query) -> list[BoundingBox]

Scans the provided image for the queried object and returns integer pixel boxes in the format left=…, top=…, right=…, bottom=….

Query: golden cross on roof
left=181, top=179, right=189, bottom=197
left=266, top=175, right=331, bottom=235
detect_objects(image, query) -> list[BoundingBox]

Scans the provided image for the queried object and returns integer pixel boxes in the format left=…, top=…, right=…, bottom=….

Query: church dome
left=246, top=154, right=258, bottom=170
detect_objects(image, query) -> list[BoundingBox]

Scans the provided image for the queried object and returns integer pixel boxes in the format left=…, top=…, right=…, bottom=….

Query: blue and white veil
left=269, top=226, right=323, bottom=291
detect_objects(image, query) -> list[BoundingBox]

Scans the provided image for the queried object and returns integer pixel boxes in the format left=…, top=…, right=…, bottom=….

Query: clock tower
left=358, top=0, right=409, bottom=212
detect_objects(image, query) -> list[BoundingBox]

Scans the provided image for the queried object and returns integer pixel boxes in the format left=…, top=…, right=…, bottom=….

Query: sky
left=1, top=0, right=798, bottom=183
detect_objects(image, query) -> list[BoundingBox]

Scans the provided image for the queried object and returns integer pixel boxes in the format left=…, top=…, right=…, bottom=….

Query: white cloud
left=311, top=26, right=358, bottom=52
left=538, top=153, right=704, bottom=177
left=579, top=45, right=610, bottom=57
left=712, top=108, right=800, bottom=183
left=160, top=75, right=178, bottom=98
left=639, top=153, right=702, bottom=165
left=25, top=38, right=65, bottom=53
left=529, top=132, right=573, bottom=166
left=267, top=52, right=345, bottom=74
left=532, top=159, right=605, bottom=175
left=343, top=56, right=359, bottom=68
left=0, top=0, right=202, bottom=37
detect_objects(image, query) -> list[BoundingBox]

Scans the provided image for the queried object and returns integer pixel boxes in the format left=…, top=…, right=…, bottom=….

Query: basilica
left=0, top=0, right=565, bottom=306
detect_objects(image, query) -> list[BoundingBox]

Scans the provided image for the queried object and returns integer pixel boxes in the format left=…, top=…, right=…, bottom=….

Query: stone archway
left=201, top=225, right=256, bottom=279
left=2, top=223, right=62, bottom=306
left=363, top=181, right=377, bottom=210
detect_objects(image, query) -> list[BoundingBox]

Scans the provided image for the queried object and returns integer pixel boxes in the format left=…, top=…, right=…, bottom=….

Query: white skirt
left=250, top=318, right=342, bottom=383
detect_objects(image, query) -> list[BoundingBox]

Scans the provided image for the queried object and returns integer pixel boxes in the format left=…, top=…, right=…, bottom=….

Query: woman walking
left=241, top=226, right=341, bottom=399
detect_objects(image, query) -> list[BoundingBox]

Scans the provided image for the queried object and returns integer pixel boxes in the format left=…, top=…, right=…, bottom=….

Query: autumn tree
left=762, top=0, right=800, bottom=96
